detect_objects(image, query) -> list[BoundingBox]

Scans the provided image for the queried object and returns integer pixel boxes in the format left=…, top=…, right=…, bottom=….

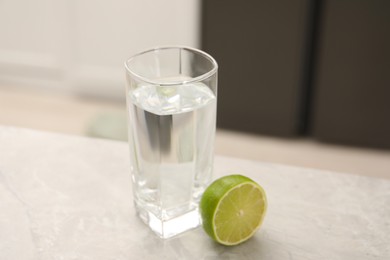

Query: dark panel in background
left=312, top=0, right=390, bottom=148
left=202, top=0, right=314, bottom=136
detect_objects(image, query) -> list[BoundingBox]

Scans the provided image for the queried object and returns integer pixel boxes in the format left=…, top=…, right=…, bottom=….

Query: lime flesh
left=200, top=175, right=267, bottom=246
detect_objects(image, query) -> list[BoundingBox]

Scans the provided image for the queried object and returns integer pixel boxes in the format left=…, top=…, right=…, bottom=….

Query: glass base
left=135, top=202, right=201, bottom=239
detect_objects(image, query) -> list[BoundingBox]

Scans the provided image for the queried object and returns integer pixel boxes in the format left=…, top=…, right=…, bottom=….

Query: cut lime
left=200, top=175, right=267, bottom=246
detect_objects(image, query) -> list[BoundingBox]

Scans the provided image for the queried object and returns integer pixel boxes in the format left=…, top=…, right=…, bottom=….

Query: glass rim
left=124, top=45, right=218, bottom=86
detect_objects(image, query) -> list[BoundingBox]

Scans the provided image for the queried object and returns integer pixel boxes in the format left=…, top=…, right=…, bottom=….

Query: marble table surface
left=0, top=126, right=389, bottom=260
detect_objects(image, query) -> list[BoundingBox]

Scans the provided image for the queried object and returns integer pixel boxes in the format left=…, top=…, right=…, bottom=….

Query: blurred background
left=1, top=0, right=389, bottom=178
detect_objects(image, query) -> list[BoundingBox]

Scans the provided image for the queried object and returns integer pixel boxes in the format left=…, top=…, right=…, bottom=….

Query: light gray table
left=0, top=126, right=389, bottom=259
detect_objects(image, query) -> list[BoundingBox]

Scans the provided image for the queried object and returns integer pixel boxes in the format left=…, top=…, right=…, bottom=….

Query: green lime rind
left=200, top=174, right=267, bottom=246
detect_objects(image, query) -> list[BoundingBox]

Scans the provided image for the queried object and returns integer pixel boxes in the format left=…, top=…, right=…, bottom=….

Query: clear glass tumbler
left=124, top=46, right=218, bottom=238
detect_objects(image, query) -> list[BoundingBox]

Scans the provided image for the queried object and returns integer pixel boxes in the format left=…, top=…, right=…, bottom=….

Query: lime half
left=200, top=175, right=267, bottom=246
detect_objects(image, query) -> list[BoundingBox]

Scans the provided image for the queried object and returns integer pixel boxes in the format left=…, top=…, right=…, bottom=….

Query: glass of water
left=124, top=46, right=218, bottom=238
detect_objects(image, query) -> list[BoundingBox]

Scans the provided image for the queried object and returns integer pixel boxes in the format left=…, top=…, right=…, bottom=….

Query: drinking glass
left=124, top=46, right=218, bottom=238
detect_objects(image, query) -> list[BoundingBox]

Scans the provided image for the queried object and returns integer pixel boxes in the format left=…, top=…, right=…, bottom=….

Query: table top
left=0, top=126, right=389, bottom=260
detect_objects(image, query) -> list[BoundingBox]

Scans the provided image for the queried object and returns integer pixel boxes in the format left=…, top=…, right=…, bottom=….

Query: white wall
left=0, top=0, right=200, bottom=99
